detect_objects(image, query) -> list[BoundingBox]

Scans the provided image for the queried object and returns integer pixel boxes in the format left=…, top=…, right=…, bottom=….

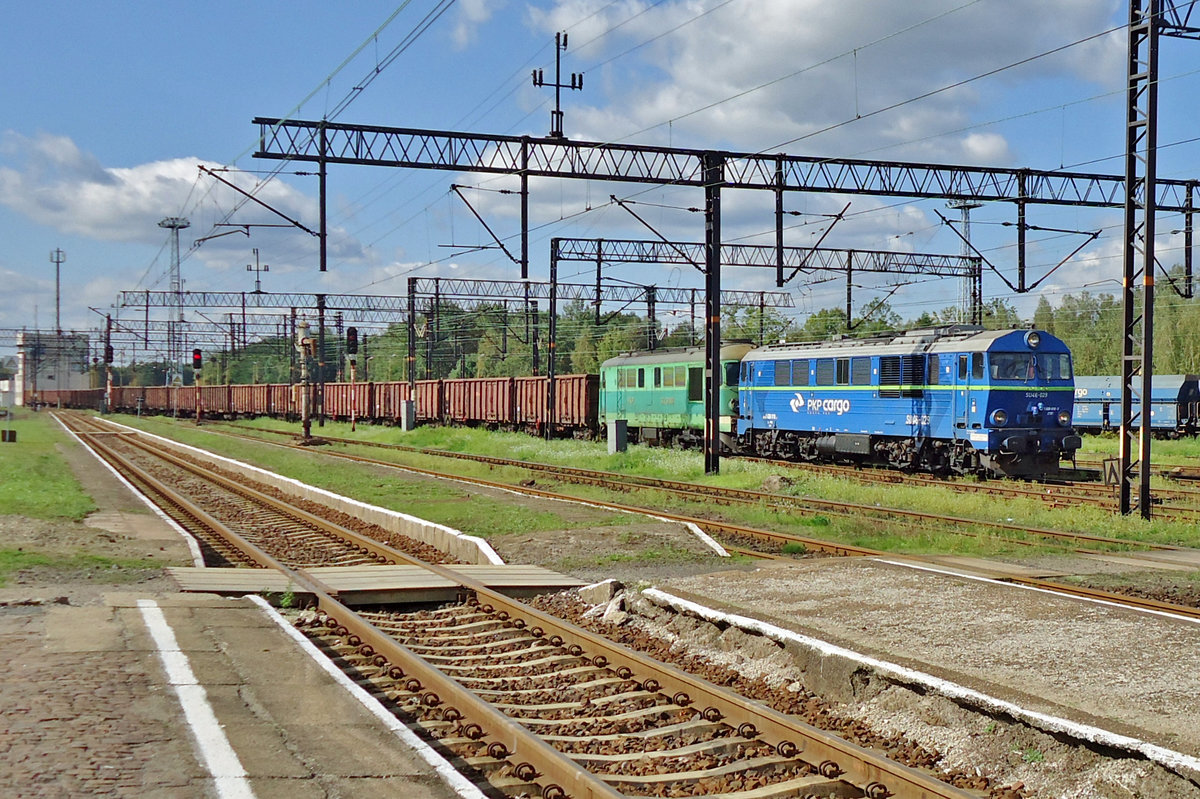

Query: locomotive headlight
left=1057, top=410, right=1071, bottom=426
left=1024, top=331, right=1041, bottom=349
left=990, top=409, right=1008, bottom=426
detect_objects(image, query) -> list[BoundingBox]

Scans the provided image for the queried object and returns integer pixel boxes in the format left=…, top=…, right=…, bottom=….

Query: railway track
left=134, top=415, right=1200, bottom=620
left=60, top=412, right=997, bottom=799
left=210, top=421, right=1196, bottom=554
left=227, top=422, right=1200, bottom=522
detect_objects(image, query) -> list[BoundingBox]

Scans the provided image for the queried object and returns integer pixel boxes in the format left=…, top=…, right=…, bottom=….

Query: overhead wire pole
left=1119, top=0, right=1200, bottom=517
left=703, top=153, right=724, bottom=474
left=1122, top=0, right=1159, bottom=518
left=547, top=243, right=558, bottom=440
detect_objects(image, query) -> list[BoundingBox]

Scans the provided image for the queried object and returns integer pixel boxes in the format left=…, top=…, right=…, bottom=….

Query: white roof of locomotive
left=741, top=326, right=1016, bottom=362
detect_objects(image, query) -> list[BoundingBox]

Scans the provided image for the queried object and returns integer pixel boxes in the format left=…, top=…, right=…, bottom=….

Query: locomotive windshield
left=989, top=352, right=1073, bottom=382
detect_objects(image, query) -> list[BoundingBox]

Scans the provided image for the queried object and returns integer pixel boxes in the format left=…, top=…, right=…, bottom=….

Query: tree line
left=105, top=281, right=1200, bottom=386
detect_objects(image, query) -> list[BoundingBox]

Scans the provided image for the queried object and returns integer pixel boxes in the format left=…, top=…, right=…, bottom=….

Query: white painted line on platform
left=55, top=415, right=205, bottom=567
left=876, top=558, right=1200, bottom=626
left=137, top=599, right=254, bottom=799
left=246, top=596, right=489, bottom=799
left=644, top=587, right=1200, bottom=779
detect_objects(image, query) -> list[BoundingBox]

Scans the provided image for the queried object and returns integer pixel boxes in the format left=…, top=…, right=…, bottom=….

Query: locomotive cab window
left=990, top=352, right=1035, bottom=381
left=972, top=353, right=984, bottom=380
left=1039, top=353, right=1073, bottom=380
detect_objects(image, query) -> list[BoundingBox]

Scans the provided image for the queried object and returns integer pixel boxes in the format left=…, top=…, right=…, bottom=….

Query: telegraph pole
left=247, top=247, right=269, bottom=292
left=532, top=31, right=584, bottom=139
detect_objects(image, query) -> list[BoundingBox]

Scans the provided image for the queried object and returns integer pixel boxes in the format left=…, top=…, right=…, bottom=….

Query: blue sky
left=3, top=0, right=1200, bottom=358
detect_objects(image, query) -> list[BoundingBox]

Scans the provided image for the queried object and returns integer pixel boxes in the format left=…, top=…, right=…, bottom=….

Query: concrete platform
left=660, top=556, right=1200, bottom=764
left=168, top=564, right=585, bottom=605
left=0, top=591, right=483, bottom=799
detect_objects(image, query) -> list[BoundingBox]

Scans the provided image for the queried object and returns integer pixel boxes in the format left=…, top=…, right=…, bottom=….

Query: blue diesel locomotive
left=737, top=326, right=1081, bottom=477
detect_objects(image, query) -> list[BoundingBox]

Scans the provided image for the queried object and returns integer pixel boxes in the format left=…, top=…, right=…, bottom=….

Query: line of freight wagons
left=34, top=375, right=600, bottom=436
left=33, top=371, right=1200, bottom=439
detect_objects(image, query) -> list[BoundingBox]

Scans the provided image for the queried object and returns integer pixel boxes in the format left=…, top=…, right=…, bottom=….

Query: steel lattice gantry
left=118, top=290, right=412, bottom=321
left=254, top=116, right=1199, bottom=482
left=1119, top=1, right=1200, bottom=517
left=551, top=237, right=982, bottom=322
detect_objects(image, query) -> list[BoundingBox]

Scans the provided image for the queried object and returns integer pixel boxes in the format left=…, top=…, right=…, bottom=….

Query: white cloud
left=453, top=0, right=499, bottom=48
left=527, top=0, right=1122, bottom=165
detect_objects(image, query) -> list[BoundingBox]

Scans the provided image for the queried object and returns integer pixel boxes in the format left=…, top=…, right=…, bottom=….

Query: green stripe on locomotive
left=599, top=343, right=753, bottom=434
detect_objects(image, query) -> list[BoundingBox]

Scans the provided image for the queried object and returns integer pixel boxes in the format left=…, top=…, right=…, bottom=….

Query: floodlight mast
left=158, top=217, right=190, bottom=385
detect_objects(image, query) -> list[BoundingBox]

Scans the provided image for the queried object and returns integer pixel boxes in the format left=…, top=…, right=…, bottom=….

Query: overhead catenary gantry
left=551, top=237, right=982, bottom=326
left=253, top=116, right=1200, bottom=482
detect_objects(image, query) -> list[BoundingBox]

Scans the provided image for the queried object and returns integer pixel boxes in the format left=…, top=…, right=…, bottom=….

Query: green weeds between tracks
left=109, top=414, right=1200, bottom=556
left=0, top=411, right=95, bottom=520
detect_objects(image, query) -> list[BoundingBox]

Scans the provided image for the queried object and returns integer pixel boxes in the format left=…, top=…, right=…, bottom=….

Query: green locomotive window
left=773, top=360, right=791, bottom=386
left=816, top=359, right=835, bottom=386
left=851, top=357, right=871, bottom=385
left=663, top=367, right=673, bottom=388
left=688, top=367, right=703, bottom=401
left=676, top=365, right=687, bottom=385
left=654, top=367, right=662, bottom=387
left=792, top=359, right=809, bottom=386
left=638, top=369, right=645, bottom=388
left=725, top=362, right=739, bottom=386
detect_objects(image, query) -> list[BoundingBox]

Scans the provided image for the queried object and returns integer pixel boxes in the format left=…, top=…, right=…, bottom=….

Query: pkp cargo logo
left=789, top=393, right=852, bottom=416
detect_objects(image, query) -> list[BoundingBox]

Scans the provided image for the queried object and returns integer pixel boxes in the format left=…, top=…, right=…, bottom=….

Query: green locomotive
left=599, top=343, right=754, bottom=448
